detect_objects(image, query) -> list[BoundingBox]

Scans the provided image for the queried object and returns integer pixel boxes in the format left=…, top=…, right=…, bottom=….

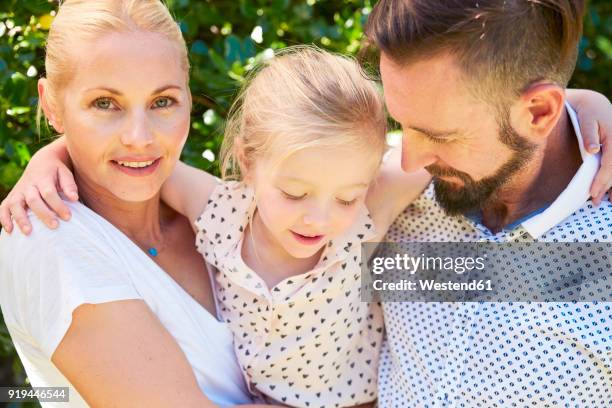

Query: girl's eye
left=281, top=191, right=306, bottom=200
left=337, top=198, right=357, bottom=206
left=93, top=97, right=116, bottom=110
left=152, top=97, right=175, bottom=109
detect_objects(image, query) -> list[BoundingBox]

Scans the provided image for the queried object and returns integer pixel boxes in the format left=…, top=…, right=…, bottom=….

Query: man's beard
left=427, top=118, right=536, bottom=216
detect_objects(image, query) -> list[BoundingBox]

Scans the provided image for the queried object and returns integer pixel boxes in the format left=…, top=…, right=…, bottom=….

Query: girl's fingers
left=590, top=129, right=610, bottom=203
left=581, top=120, right=602, bottom=154
left=0, top=200, right=15, bottom=233
left=8, top=196, right=31, bottom=235
left=39, top=180, right=72, bottom=221
left=25, top=185, right=60, bottom=229
left=57, top=166, right=79, bottom=202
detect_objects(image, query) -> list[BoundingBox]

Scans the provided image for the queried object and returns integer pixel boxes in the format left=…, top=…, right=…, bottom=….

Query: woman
left=0, top=1, right=273, bottom=407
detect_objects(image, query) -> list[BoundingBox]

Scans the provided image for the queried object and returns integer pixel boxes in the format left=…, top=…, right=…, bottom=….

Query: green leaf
left=208, top=48, right=229, bottom=73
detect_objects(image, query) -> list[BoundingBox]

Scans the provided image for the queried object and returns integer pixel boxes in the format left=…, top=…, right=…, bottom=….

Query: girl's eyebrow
left=282, top=176, right=369, bottom=189
left=84, top=84, right=183, bottom=95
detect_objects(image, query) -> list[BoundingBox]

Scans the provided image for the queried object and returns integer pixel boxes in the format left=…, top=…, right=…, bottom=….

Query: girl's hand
left=567, top=89, right=612, bottom=205
left=0, top=136, right=77, bottom=235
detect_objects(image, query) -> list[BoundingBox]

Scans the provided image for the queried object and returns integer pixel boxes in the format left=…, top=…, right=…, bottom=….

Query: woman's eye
left=337, top=198, right=357, bottom=206
left=152, top=97, right=175, bottom=109
left=93, top=98, right=116, bottom=110
left=281, top=191, right=306, bottom=200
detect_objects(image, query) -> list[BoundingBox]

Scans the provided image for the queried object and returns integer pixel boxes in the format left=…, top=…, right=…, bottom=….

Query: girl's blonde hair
left=220, top=45, right=387, bottom=180
left=38, top=0, right=189, bottom=131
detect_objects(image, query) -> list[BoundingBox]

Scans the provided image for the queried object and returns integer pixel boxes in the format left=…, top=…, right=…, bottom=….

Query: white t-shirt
left=0, top=201, right=252, bottom=407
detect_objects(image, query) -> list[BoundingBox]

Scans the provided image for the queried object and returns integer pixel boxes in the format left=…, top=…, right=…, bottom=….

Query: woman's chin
left=107, top=183, right=163, bottom=203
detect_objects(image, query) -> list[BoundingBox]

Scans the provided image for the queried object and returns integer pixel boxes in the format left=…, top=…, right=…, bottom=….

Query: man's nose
left=401, top=131, right=437, bottom=173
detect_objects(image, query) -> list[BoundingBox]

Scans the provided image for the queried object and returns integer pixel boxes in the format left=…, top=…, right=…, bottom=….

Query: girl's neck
left=76, top=170, right=166, bottom=248
left=242, top=210, right=322, bottom=287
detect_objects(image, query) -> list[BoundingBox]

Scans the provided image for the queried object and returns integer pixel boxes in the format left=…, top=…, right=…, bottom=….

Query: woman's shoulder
left=0, top=199, right=134, bottom=300
left=0, top=200, right=141, bottom=357
left=0, top=200, right=117, bottom=257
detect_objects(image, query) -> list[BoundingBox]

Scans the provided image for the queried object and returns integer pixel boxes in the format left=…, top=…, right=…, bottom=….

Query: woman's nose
left=120, top=110, right=154, bottom=147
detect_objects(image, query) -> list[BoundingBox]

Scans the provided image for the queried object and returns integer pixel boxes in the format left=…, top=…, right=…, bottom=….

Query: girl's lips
left=110, top=158, right=161, bottom=177
left=291, top=231, right=324, bottom=245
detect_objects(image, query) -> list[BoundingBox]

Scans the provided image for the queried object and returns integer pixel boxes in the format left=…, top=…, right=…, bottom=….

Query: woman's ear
left=38, top=78, right=64, bottom=133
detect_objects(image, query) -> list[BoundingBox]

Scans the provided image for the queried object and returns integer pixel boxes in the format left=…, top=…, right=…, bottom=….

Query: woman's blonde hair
left=220, top=45, right=387, bottom=180
left=38, top=0, right=189, bottom=131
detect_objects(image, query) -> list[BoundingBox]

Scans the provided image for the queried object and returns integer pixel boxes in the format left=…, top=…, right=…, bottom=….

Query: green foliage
left=0, top=0, right=609, bottom=394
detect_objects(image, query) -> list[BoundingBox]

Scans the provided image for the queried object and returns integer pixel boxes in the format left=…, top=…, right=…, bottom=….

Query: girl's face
left=44, top=30, right=191, bottom=202
left=250, top=145, right=380, bottom=260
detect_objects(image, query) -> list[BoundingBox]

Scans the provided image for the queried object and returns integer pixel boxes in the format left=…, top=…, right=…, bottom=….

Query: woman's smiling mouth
left=111, top=157, right=161, bottom=176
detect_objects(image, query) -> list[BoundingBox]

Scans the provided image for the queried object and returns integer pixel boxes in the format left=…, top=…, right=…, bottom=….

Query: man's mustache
left=425, top=164, right=473, bottom=183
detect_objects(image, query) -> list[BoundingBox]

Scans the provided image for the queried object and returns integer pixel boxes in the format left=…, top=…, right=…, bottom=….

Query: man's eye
left=281, top=191, right=306, bottom=200
left=153, top=97, right=175, bottom=109
left=93, top=98, right=115, bottom=110
left=426, top=135, right=449, bottom=144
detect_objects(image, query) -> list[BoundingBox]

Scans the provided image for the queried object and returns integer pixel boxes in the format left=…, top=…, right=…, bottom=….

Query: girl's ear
left=234, top=137, right=253, bottom=183
left=38, top=78, right=64, bottom=133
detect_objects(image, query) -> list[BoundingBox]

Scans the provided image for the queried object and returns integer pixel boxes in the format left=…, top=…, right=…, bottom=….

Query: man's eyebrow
left=408, top=126, right=458, bottom=138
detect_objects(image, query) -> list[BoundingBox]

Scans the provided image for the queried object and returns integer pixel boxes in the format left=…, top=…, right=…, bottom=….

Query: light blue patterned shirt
left=379, top=105, right=611, bottom=407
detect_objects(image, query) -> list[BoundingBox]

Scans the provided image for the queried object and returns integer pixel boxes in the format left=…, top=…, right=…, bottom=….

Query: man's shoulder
left=542, top=195, right=611, bottom=242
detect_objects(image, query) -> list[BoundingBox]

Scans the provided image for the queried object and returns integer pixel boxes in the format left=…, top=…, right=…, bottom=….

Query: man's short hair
left=364, top=0, right=586, bottom=107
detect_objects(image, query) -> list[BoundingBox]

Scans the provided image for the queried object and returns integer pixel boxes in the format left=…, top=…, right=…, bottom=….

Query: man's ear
left=38, top=78, right=64, bottom=133
left=509, top=82, right=565, bottom=141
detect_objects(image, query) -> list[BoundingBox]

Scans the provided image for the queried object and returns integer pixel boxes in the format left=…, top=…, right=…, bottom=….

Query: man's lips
left=291, top=231, right=325, bottom=245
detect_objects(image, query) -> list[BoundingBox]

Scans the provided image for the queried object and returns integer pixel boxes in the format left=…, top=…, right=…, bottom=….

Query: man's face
left=380, top=52, right=535, bottom=215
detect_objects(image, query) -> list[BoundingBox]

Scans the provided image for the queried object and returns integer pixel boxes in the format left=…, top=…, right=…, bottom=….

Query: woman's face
left=48, top=30, right=191, bottom=202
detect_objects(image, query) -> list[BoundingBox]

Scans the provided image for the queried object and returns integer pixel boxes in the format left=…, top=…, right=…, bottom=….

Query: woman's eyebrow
left=83, top=84, right=183, bottom=95
left=152, top=84, right=183, bottom=94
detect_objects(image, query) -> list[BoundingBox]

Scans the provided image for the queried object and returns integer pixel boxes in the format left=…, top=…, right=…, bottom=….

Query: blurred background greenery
left=0, top=0, right=610, bottom=404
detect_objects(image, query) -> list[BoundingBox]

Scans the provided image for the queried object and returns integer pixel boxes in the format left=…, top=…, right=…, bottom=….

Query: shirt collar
left=521, top=102, right=601, bottom=238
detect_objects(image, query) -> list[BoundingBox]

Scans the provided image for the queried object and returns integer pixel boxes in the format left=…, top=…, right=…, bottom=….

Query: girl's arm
left=366, top=89, right=612, bottom=239
left=365, top=145, right=431, bottom=241
left=1, top=89, right=610, bottom=234
left=160, top=161, right=219, bottom=231
left=566, top=89, right=612, bottom=205
left=0, top=136, right=218, bottom=234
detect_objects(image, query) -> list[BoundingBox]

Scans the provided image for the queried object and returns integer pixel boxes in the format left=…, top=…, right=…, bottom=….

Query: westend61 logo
left=371, top=253, right=486, bottom=275
left=361, top=242, right=611, bottom=302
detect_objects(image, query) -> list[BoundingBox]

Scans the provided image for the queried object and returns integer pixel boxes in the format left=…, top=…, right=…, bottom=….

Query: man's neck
left=480, top=108, right=583, bottom=233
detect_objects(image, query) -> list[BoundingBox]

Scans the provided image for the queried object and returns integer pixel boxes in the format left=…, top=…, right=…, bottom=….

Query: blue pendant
left=148, top=247, right=158, bottom=257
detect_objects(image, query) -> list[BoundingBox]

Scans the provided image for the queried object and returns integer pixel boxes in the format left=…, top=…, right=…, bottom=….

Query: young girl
left=3, top=46, right=612, bottom=407
left=163, top=46, right=426, bottom=407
